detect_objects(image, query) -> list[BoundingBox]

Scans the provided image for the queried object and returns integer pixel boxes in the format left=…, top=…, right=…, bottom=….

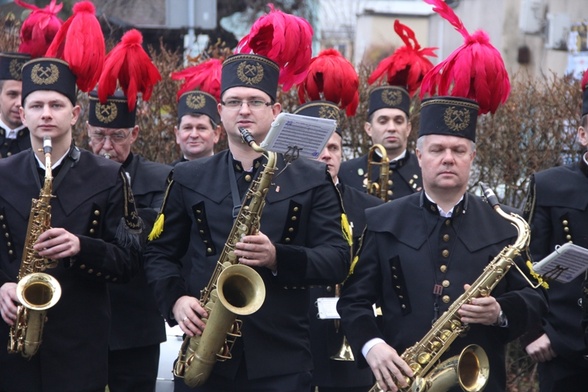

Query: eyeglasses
left=89, top=131, right=131, bottom=145
left=221, top=100, right=272, bottom=110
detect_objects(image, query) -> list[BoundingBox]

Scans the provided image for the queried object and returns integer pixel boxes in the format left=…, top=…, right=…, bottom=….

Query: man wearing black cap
left=521, top=76, right=588, bottom=391
left=0, top=52, right=31, bottom=158
left=0, top=57, right=141, bottom=391
left=337, top=96, right=547, bottom=392
left=87, top=90, right=170, bottom=392
left=144, top=52, right=349, bottom=392
left=172, top=90, right=222, bottom=165
left=295, top=101, right=382, bottom=392
left=338, top=85, right=422, bottom=201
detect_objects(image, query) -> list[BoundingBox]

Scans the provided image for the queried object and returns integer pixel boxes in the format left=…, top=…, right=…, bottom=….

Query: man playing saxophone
left=144, top=8, right=349, bottom=392
left=337, top=3, right=547, bottom=391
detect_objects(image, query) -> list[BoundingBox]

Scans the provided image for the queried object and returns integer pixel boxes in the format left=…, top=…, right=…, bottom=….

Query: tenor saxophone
left=369, top=183, right=531, bottom=392
left=174, top=128, right=271, bottom=387
left=8, top=136, right=62, bottom=358
left=366, top=144, right=390, bottom=202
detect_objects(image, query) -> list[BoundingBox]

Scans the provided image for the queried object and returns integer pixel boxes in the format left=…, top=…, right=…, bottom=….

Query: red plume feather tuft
left=237, top=4, right=313, bottom=91
left=297, top=49, right=359, bottom=116
left=368, top=20, right=437, bottom=96
left=45, top=1, right=105, bottom=92
left=171, top=59, right=223, bottom=101
left=420, top=0, right=510, bottom=114
left=15, top=0, right=63, bottom=58
left=582, top=69, right=588, bottom=91
left=98, top=29, right=161, bottom=111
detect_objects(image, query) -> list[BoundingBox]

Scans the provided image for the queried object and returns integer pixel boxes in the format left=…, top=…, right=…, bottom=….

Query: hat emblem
left=186, top=93, right=206, bottom=110
left=9, top=59, right=24, bottom=80
left=443, top=106, right=471, bottom=133
left=95, top=101, right=118, bottom=124
left=237, top=61, right=264, bottom=85
left=318, top=106, right=339, bottom=121
left=381, top=89, right=403, bottom=106
left=30, top=63, right=59, bottom=85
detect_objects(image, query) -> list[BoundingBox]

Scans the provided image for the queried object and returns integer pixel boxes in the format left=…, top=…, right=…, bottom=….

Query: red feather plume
left=171, top=59, right=223, bottom=101
left=582, top=69, right=588, bottom=91
left=297, top=49, right=359, bottom=116
left=15, top=0, right=63, bottom=58
left=237, top=4, right=313, bottom=91
left=98, top=29, right=161, bottom=111
left=368, top=20, right=437, bottom=97
left=45, top=1, right=105, bottom=92
left=420, top=0, right=510, bottom=114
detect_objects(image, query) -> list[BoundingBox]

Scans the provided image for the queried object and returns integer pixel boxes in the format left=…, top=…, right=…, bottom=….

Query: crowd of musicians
left=0, top=1, right=586, bottom=392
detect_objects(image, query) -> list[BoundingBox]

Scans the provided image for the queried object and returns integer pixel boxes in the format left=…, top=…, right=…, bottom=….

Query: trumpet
left=366, top=144, right=390, bottom=201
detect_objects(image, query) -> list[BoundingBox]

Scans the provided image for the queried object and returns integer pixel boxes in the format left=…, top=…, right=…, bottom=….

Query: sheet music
left=260, top=112, right=337, bottom=159
left=532, top=242, right=588, bottom=283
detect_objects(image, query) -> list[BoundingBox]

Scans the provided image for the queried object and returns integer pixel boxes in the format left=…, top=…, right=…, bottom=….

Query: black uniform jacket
left=144, top=149, right=350, bottom=380
left=522, top=161, right=588, bottom=369
left=338, top=151, right=422, bottom=199
left=108, top=153, right=171, bottom=350
left=0, top=126, right=31, bottom=158
left=0, top=147, right=140, bottom=392
left=337, top=192, right=547, bottom=392
left=309, top=183, right=382, bottom=387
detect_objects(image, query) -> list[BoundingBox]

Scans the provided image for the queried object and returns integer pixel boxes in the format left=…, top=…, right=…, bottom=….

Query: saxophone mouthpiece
left=103, top=153, right=111, bottom=159
left=239, top=128, right=255, bottom=146
left=479, top=182, right=499, bottom=208
left=42, top=136, right=52, bottom=154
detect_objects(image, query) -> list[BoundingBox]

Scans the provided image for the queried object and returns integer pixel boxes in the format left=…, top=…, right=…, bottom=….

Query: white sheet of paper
left=532, top=242, right=588, bottom=283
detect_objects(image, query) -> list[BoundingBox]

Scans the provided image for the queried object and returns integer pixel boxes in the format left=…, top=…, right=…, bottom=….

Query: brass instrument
left=8, top=136, right=62, bottom=358
left=174, top=128, right=272, bottom=387
left=369, top=183, right=531, bottom=392
left=331, top=283, right=354, bottom=361
left=366, top=144, right=390, bottom=202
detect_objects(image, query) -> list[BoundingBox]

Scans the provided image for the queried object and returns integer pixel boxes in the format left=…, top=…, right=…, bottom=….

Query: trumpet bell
left=331, top=335, right=354, bottom=361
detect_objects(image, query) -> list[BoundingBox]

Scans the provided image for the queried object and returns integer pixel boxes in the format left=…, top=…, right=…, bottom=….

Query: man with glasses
left=87, top=89, right=170, bottom=392
left=144, top=52, right=349, bottom=392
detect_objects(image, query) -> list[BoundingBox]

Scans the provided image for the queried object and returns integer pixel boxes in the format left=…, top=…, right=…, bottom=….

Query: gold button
left=1, top=224, right=5, bottom=229
left=96, top=272, right=102, bottom=277
left=92, top=220, right=98, bottom=226
left=387, top=180, right=393, bottom=186
left=293, top=207, right=299, bottom=212
left=112, top=277, right=118, bottom=282
left=387, top=190, right=393, bottom=196
left=566, top=235, right=572, bottom=241
left=4, top=233, right=9, bottom=238
left=80, top=264, right=86, bottom=270
left=445, top=219, right=451, bottom=226
left=8, top=250, right=13, bottom=255
left=255, top=161, right=260, bottom=169
left=285, top=237, right=291, bottom=242
left=94, top=210, right=100, bottom=216
left=288, top=227, right=294, bottom=232
left=105, top=275, right=111, bottom=280
left=401, top=304, right=406, bottom=309
left=562, top=220, right=568, bottom=225
left=6, top=152, right=11, bottom=156
left=442, top=280, right=450, bottom=288
left=430, top=205, right=436, bottom=212
left=7, top=241, right=11, bottom=247
left=442, top=249, right=449, bottom=258
left=291, top=216, right=297, bottom=221
left=398, top=295, right=404, bottom=299
left=440, top=265, right=447, bottom=273
left=89, top=228, right=95, bottom=234
left=442, top=234, right=450, bottom=242
left=207, top=247, right=213, bottom=253
left=326, top=286, right=333, bottom=292
left=199, top=230, right=204, bottom=234
left=245, top=174, right=252, bottom=182
left=88, top=269, right=94, bottom=274
left=564, top=227, right=569, bottom=232
left=196, top=209, right=202, bottom=214
left=0, top=215, right=4, bottom=220
left=393, top=274, right=398, bottom=279
left=442, top=295, right=450, bottom=303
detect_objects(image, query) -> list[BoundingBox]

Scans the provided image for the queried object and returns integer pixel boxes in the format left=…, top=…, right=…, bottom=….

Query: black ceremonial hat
left=0, top=52, right=30, bottom=81
left=21, top=58, right=76, bottom=105
left=178, top=90, right=220, bottom=125
left=368, top=85, right=411, bottom=117
left=88, top=90, right=136, bottom=129
left=419, top=96, right=479, bottom=142
left=221, top=54, right=280, bottom=101
left=293, top=101, right=343, bottom=136
left=583, top=88, right=588, bottom=117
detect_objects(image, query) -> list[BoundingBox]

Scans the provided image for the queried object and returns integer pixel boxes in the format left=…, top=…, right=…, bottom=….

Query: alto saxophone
left=370, top=183, right=531, bottom=392
left=174, top=128, right=272, bottom=387
left=8, top=136, right=62, bottom=358
left=366, top=144, right=390, bottom=202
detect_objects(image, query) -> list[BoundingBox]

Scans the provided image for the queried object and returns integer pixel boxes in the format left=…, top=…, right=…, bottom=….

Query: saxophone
left=8, top=136, right=62, bottom=358
left=174, top=128, right=272, bottom=387
left=366, top=144, right=390, bottom=202
left=369, top=183, right=531, bottom=392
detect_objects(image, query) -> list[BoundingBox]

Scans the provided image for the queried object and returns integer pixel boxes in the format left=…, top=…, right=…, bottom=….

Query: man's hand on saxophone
left=457, top=284, right=504, bottom=326
left=33, top=227, right=81, bottom=259
left=0, top=283, right=18, bottom=325
left=365, top=342, right=413, bottom=392
left=234, top=231, right=277, bottom=272
left=173, top=295, right=208, bottom=337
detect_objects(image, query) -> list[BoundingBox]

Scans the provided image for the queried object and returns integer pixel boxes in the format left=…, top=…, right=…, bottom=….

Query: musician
left=144, top=49, right=350, bottom=391
left=0, top=52, right=31, bottom=158
left=337, top=7, right=546, bottom=391
left=87, top=89, right=169, bottom=392
left=0, top=57, right=141, bottom=391
left=338, top=21, right=435, bottom=200
left=171, top=77, right=223, bottom=165
left=296, top=101, right=383, bottom=392
left=521, top=72, right=588, bottom=391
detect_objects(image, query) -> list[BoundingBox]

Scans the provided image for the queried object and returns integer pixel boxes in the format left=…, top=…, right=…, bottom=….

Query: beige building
left=318, top=0, right=587, bottom=79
